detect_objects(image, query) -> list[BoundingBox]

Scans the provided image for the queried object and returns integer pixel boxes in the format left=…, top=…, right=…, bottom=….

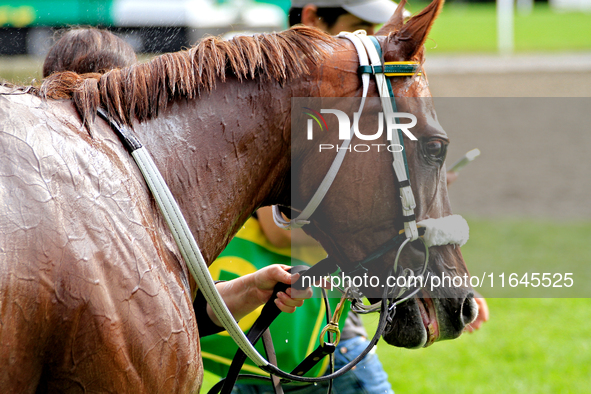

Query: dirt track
left=429, top=71, right=591, bottom=98
left=422, top=55, right=591, bottom=220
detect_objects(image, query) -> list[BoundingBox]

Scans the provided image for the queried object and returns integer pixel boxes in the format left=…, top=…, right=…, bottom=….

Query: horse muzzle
left=381, top=215, right=476, bottom=348
left=382, top=290, right=478, bottom=348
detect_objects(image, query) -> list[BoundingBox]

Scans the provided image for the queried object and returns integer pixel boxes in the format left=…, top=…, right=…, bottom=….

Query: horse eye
left=426, top=140, right=445, bottom=159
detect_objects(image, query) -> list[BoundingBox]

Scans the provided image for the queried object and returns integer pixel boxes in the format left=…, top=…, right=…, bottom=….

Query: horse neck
left=136, top=77, right=299, bottom=264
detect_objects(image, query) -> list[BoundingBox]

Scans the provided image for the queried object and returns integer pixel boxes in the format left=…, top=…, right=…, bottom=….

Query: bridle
left=97, top=30, right=469, bottom=394
left=271, top=29, right=431, bottom=314
left=273, top=31, right=420, bottom=241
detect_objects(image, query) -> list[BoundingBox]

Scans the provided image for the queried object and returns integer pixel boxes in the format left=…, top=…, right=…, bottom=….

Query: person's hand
left=250, top=264, right=313, bottom=313
left=446, top=171, right=458, bottom=186
left=464, top=295, right=489, bottom=333
left=207, top=264, right=313, bottom=326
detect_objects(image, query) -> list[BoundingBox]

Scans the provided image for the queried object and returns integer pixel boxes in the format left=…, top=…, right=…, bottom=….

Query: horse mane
left=39, top=26, right=336, bottom=127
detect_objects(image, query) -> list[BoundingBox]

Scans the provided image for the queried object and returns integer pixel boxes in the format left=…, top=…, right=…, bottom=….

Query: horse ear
left=376, top=0, right=408, bottom=36
left=384, top=0, right=445, bottom=60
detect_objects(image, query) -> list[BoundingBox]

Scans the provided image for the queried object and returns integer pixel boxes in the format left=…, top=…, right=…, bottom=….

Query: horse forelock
left=38, top=26, right=336, bottom=127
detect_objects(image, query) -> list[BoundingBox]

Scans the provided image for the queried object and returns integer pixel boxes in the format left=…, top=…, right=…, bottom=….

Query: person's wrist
left=237, top=273, right=266, bottom=315
left=223, top=273, right=261, bottom=322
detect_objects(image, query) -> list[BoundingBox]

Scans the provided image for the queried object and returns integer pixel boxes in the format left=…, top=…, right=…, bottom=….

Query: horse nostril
left=460, top=294, right=478, bottom=326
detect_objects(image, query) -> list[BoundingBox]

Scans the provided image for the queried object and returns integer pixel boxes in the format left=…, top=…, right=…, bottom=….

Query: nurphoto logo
left=303, top=107, right=418, bottom=153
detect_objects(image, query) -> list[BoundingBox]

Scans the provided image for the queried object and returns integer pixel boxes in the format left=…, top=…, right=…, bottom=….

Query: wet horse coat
left=0, top=0, right=475, bottom=391
left=1, top=86, right=202, bottom=392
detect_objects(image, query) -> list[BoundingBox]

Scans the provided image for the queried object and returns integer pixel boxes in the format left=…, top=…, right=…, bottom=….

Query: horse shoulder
left=0, top=95, right=201, bottom=392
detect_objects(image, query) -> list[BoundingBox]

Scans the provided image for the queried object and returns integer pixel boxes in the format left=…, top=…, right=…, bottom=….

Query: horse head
left=288, top=0, right=478, bottom=349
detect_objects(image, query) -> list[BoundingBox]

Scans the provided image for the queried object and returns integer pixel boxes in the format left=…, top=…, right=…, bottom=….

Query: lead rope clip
left=319, top=288, right=350, bottom=348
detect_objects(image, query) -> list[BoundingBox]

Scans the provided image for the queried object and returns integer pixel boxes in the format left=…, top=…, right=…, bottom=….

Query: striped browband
left=358, top=61, right=422, bottom=77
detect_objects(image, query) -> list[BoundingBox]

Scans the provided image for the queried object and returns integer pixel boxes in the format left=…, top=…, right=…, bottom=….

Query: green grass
left=462, top=218, right=591, bottom=297
left=406, top=2, right=591, bottom=53
left=363, top=297, right=591, bottom=393
left=205, top=294, right=591, bottom=393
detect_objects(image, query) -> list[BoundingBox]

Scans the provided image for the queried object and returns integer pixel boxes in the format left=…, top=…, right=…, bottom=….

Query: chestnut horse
left=0, top=0, right=475, bottom=392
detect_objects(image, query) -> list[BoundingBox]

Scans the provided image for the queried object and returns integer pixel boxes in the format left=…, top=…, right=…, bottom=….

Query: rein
left=96, top=30, right=470, bottom=394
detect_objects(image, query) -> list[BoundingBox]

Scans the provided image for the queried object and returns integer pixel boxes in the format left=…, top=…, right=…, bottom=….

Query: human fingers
left=464, top=297, right=489, bottom=333
left=274, top=299, right=296, bottom=313
left=254, top=265, right=293, bottom=291
left=277, top=290, right=305, bottom=307
left=465, top=319, right=481, bottom=332
left=274, top=291, right=304, bottom=313
left=474, top=297, right=490, bottom=322
left=286, top=286, right=313, bottom=300
left=446, top=171, right=458, bottom=186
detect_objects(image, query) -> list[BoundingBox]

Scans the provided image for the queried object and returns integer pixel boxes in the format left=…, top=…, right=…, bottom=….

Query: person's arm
left=446, top=171, right=458, bottom=186
left=204, top=264, right=312, bottom=328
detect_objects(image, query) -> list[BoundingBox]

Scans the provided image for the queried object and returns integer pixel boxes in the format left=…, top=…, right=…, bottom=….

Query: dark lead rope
left=209, top=271, right=393, bottom=394
left=210, top=282, right=336, bottom=394
left=262, top=283, right=391, bottom=383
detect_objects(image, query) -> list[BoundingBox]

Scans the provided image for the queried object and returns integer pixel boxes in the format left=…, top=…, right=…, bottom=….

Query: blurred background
left=1, top=0, right=590, bottom=393
left=1, top=0, right=591, bottom=88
